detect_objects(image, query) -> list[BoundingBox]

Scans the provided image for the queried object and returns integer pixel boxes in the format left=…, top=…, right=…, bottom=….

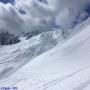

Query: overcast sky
left=0, top=0, right=90, bottom=34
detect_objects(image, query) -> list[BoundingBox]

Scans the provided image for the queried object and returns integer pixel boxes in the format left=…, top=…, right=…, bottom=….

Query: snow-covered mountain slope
left=0, top=22, right=90, bottom=90
left=0, top=30, right=62, bottom=80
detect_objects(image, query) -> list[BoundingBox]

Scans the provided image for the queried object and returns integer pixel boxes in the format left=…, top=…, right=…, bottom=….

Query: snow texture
left=0, top=17, right=90, bottom=90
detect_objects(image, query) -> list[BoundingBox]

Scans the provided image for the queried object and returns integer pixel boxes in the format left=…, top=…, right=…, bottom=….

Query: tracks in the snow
left=41, top=66, right=90, bottom=90
left=1, top=66, right=90, bottom=90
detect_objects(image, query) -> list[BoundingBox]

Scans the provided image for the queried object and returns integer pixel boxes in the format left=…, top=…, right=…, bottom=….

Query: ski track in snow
left=42, top=66, right=90, bottom=90
left=5, top=66, right=90, bottom=90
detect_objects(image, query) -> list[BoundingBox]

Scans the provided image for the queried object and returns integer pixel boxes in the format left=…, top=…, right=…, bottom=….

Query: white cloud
left=47, top=0, right=90, bottom=29
left=0, top=0, right=90, bottom=34
left=0, top=3, right=25, bottom=33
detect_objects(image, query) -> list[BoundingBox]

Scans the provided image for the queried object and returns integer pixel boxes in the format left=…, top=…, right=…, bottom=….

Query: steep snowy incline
left=0, top=24, right=90, bottom=90
left=0, top=30, right=62, bottom=80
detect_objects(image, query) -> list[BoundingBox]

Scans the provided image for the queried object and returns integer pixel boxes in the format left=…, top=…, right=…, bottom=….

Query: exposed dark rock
left=0, top=32, right=20, bottom=45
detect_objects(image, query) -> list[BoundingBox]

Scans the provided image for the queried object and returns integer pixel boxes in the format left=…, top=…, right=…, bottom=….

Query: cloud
left=47, top=0, right=90, bottom=29
left=0, top=0, right=56, bottom=34
left=48, top=0, right=90, bottom=10
left=0, top=3, right=24, bottom=33
left=0, top=1, right=48, bottom=33
left=0, top=0, right=90, bottom=34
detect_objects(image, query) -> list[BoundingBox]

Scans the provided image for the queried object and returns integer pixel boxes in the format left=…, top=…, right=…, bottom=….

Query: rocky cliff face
left=0, top=32, right=20, bottom=45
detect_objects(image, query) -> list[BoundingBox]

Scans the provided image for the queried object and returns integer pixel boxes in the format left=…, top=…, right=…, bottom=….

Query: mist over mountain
left=0, top=0, right=89, bottom=34
left=0, top=0, right=89, bottom=45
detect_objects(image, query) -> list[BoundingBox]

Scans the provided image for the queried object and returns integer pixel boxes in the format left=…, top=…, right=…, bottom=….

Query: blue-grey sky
left=0, top=0, right=15, bottom=4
